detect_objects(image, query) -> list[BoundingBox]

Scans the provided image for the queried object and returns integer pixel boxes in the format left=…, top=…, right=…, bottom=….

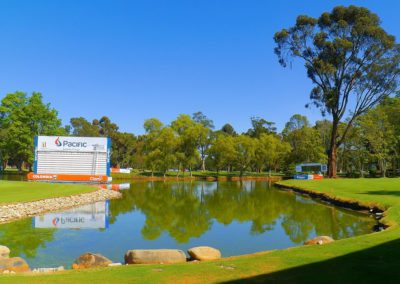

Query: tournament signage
left=37, top=136, right=108, bottom=152
left=28, top=136, right=112, bottom=183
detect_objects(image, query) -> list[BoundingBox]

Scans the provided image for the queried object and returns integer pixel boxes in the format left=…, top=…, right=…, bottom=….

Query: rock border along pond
left=0, top=188, right=122, bottom=224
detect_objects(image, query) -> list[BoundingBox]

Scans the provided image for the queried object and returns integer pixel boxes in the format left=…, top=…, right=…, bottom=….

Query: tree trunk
left=360, top=162, right=364, bottom=178
left=328, top=120, right=339, bottom=178
left=381, top=159, right=386, bottom=178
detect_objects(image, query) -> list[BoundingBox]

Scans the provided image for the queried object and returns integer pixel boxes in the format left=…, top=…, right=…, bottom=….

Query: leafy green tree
left=220, top=123, right=237, bottom=136
left=337, top=123, right=369, bottom=176
left=150, top=127, right=178, bottom=176
left=171, top=115, right=200, bottom=176
left=0, top=92, right=64, bottom=170
left=69, top=117, right=100, bottom=137
left=377, top=96, right=400, bottom=170
left=192, top=111, right=214, bottom=129
left=283, top=115, right=326, bottom=165
left=111, top=132, right=136, bottom=168
left=132, top=135, right=146, bottom=170
left=98, top=116, right=119, bottom=137
left=255, top=133, right=291, bottom=173
left=282, top=114, right=309, bottom=135
left=233, top=135, right=257, bottom=176
left=246, top=117, right=276, bottom=138
left=143, top=118, right=164, bottom=176
left=358, top=107, right=396, bottom=177
left=274, top=5, right=400, bottom=177
left=143, top=118, right=163, bottom=133
left=314, top=119, right=332, bottom=155
left=207, top=134, right=236, bottom=172
left=192, top=112, right=214, bottom=171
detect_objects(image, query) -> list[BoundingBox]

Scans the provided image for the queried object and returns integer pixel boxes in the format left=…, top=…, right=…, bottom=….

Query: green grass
left=0, top=181, right=98, bottom=204
left=4, top=178, right=400, bottom=283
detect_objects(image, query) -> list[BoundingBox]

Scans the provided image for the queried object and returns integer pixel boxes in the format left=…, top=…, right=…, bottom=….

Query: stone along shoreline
left=0, top=188, right=122, bottom=224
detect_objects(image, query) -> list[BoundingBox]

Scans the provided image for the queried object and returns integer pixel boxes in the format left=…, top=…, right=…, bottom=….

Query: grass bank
left=0, top=181, right=97, bottom=204
left=3, top=178, right=400, bottom=283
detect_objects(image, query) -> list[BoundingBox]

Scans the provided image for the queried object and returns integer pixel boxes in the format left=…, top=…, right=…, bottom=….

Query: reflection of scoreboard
left=33, top=201, right=109, bottom=229
left=28, top=136, right=112, bottom=183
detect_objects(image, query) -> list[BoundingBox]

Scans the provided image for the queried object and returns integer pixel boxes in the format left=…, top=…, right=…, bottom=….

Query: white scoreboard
left=33, top=136, right=111, bottom=177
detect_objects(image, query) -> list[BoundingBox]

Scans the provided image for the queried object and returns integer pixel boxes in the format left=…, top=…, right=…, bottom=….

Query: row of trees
left=1, top=6, right=399, bottom=178
left=1, top=91, right=400, bottom=177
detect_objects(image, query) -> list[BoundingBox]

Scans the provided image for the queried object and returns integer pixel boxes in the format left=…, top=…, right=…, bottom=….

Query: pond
left=0, top=180, right=377, bottom=268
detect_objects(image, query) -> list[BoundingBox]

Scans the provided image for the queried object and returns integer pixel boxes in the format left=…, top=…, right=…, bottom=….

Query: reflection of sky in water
left=0, top=181, right=377, bottom=268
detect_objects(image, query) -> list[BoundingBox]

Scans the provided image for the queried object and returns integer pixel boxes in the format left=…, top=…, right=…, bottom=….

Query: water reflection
left=0, top=181, right=376, bottom=266
left=34, top=201, right=109, bottom=229
left=0, top=219, right=55, bottom=258
left=110, top=181, right=376, bottom=244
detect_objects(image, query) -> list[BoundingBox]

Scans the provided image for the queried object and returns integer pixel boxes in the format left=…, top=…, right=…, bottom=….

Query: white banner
left=37, top=136, right=108, bottom=153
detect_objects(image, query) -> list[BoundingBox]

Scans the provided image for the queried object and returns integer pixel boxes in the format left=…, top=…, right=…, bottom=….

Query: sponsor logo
left=90, top=177, right=102, bottom=181
left=52, top=217, right=59, bottom=226
left=51, top=217, right=85, bottom=227
left=32, top=175, right=57, bottom=179
left=55, top=137, right=62, bottom=147
left=55, top=137, right=88, bottom=148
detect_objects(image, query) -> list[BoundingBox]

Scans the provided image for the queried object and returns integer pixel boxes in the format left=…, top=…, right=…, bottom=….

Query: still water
left=0, top=181, right=376, bottom=268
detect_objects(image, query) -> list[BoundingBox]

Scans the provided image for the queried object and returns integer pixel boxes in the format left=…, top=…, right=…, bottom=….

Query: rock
left=0, top=246, right=10, bottom=258
left=0, top=257, right=30, bottom=273
left=124, top=249, right=187, bottom=264
left=72, top=253, right=112, bottom=269
left=188, top=246, right=221, bottom=261
left=304, top=236, right=334, bottom=245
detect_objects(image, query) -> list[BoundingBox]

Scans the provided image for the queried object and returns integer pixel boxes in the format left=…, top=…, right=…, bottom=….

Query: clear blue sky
left=0, top=0, right=399, bottom=134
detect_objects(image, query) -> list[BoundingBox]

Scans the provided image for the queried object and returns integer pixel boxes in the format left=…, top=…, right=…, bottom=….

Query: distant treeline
left=0, top=91, right=400, bottom=177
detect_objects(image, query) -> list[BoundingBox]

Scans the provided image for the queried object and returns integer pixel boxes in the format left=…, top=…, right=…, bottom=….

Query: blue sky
left=0, top=0, right=399, bottom=134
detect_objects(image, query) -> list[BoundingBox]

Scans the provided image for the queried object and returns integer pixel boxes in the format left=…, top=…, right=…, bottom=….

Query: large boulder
left=304, top=236, right=334, bottom=245
left=0, top=257, right=30, bottom=273
left=188, top=246, right=221, bottom=261
left=72, top=253, right=112, bottom=269
left=124, top=249, right=187, bottom=264
left=0, top=246, right=10, bottom=258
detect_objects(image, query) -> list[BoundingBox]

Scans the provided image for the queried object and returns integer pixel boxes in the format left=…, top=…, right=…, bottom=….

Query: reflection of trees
left=280, top=197, right=375, bottom=244
left=134, top=182, right=211, bottom=243
left=205, top=181, right=294, bottom=235
left=0, top=219, right=55, bottom=258
left=109, top=181, right=375, bottom=244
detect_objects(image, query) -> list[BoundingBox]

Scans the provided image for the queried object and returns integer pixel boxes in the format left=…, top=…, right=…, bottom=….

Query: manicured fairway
left=0, top=181, right=97, bottom=204
left=3, top=178, right=400, bottom=283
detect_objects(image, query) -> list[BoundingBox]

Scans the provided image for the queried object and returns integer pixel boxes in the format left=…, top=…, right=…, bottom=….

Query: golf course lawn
left=3, top=178, right=400, bottom=283
left=0, top=181, right=97, bottom=204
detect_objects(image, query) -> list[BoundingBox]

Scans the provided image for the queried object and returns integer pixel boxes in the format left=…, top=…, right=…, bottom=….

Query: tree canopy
left=274, top=5, right=400, bottom=177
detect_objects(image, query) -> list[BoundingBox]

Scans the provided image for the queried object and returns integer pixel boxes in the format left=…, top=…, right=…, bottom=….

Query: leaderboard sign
left=28, top=136, right=112, bottom=183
